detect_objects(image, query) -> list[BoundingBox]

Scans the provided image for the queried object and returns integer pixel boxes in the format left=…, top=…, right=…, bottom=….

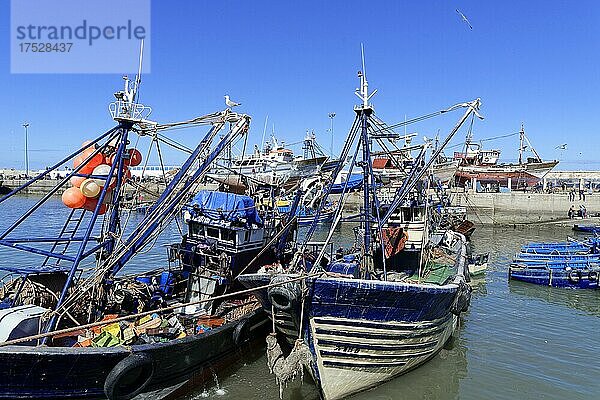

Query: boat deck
left=423, top=262, right=456, bottom=285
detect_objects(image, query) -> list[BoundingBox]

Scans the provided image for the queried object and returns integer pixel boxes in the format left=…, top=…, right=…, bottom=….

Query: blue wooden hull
left=520, top=246, right=590, bottom=255
left=515, top=253, right=600, bottom=261
left=572, top=224, right=600, bottom=233
left=239, top=273, right=467, bottom=400
left=297, top=210, right=335, bottom=226
left=509, top=266, right=600, bottom=289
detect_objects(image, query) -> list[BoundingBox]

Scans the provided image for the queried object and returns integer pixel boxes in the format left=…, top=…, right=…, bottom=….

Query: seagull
left=555, top=143, right=568, bottom=150
left=224, top=95, right=241, bottom=108
left=456, top=9, right=473, bottom=30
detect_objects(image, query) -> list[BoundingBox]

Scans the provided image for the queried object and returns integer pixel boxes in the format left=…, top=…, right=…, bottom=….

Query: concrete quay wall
left=3, top=178, right=597, bottom=226
left=0, top=179, right=165, bottom=197
left=452, top=191, right=599, bottom=224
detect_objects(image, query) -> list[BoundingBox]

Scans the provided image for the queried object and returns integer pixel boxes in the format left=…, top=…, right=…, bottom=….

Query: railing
left=108, top=100, right=152, bottom=121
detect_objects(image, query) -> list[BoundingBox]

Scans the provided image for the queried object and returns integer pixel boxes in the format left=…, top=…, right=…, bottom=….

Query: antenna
left=133, top=39, right=144, bottom=103
left=361, top=43, right=366, bottom=77
left=355, top=43, right=377, bottom=108
left=261, top=115, right=269, bottom=151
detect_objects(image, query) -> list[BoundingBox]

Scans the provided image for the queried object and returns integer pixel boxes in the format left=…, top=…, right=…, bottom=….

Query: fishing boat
left=0, top=62, right=275, bottom=399
left=453, top=124, right=558, bottom=190
left=467, top=253, right=489, bottom=277
left=329, top=170, right=363, bottom=193
left=216, top=132, right=337, bottom=189
left=276, top=201, right=335, bottom=226
left=239, top=59, right=478, bottom=400
left=509, top=239, right=600, bottom=288
left=182, top=189, right=284, bottom=274
left=572, top=224, right=600, bottom=233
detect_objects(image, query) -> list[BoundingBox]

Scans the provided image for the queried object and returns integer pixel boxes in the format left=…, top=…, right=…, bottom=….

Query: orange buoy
left=80, top=179, right=101, bottom=198
left=73, top=155, right=84, bottom=168
left=62, top=187, right=86, bottom=209
left=70, top=176, right=86, bottom=188
left=82, top=198, right=107, bottom=214
left=128, top=148, right=142, bottom=167
left=74, top=154, right=101, bottom=174
left=86, top=153, right=105, bottom=169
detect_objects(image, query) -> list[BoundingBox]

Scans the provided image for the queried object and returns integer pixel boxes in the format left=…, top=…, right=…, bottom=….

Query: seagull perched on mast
left=224, top=95, right=241, bottom=108
left=456, top=9, right=473, bottom=30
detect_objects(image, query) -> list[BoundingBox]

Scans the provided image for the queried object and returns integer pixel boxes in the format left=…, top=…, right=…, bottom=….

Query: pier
left=451, top=190, right=599, bottom=224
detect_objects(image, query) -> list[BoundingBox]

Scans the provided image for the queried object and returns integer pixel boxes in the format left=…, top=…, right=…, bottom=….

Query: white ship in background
left=210, top=132, right=338, bottom=189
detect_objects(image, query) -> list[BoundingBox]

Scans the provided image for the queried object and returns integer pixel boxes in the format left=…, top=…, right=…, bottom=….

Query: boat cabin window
left=402, top=208, right=411, bottom=222
left=223, top=229, right=236, bottom=244
left=206, top=227, right=220, bottom=239
left=189, top=222, right=203, bottom=237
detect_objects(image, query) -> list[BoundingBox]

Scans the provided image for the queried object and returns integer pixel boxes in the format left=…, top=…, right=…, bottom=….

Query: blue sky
left=1, top=0, right=599, bottom=170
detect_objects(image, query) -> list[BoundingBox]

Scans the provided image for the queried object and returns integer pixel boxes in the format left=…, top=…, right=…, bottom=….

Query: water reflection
left=509, top=280, right=600, bottom=317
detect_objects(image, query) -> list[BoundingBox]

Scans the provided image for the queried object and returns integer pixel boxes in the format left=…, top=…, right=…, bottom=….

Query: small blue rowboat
left=511, top=238, right=600, bottom=288
left=509, top=263, right=600, bottom=289
left=520, top=246, right=590, bottom=255
left=573, top=224, right=600, bottom=233
left=515, top=253, right=600, bottom=262
left=297, top=209, right=335, bottom=225
left=277, top=203, right=335, bottom=226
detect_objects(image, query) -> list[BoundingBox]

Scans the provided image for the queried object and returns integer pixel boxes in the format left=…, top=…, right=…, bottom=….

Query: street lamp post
left=23, top=123, right=29, bottom=177
left=328, top=113, right=336, bottom=157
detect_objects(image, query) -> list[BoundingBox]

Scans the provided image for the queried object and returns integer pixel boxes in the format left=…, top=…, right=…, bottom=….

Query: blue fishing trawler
left=239, top=57, right=480, bottom=400
left=0, top=63, right=275, bottom=399
left=509, top=239, right=600, bottom=289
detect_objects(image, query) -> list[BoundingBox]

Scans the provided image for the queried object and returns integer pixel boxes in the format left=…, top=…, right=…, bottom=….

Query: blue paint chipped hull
left=509, top=266, right=600, bottom=289
left=238, top=274, right=465, bottom=400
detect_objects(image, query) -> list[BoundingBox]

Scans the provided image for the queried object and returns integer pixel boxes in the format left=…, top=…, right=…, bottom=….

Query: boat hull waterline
left=0, top=309, right=267, bottom=399
left=239, top=274, right=465, bottom=400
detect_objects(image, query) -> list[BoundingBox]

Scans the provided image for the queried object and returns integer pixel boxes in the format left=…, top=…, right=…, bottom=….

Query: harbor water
left=1, top=197, right=599, bottom=400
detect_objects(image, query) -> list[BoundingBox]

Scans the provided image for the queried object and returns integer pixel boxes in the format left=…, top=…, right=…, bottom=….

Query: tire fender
left=268, top=276, right=301, bottom=312
left=568, top=269, right=581, bottom=284
left=233, top=317, right=250, bottom=346
left=104, top=353, right=154, bottom=400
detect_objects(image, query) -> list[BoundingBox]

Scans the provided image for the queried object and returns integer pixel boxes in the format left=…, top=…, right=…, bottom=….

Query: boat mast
left=47, top=43, right=148, bottom=333
left=354, top=44, right=378, bottom=271
left=518, top=122, right=525, bottom=165
left=520, top=123, right=543, bottom=163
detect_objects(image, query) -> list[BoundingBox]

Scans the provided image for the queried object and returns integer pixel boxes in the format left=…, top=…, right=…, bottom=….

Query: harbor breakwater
left=451, top=191, right=600, bottom=224
left=336, top=189, right=600, bottom=225
left=0, top=179, right=165, bottom=198
left=3, top=179, right=598, bottom=226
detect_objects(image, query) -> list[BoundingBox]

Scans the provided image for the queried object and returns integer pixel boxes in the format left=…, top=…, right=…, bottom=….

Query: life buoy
left=233, top=317, right=250, bottom=345
left=587, top=270, right=598, bottom=282
left=268, top=276, right=301, bottom=312
left=568, top=269, right=581, bottom=284
left=104, top=353, right=154, bottom=400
